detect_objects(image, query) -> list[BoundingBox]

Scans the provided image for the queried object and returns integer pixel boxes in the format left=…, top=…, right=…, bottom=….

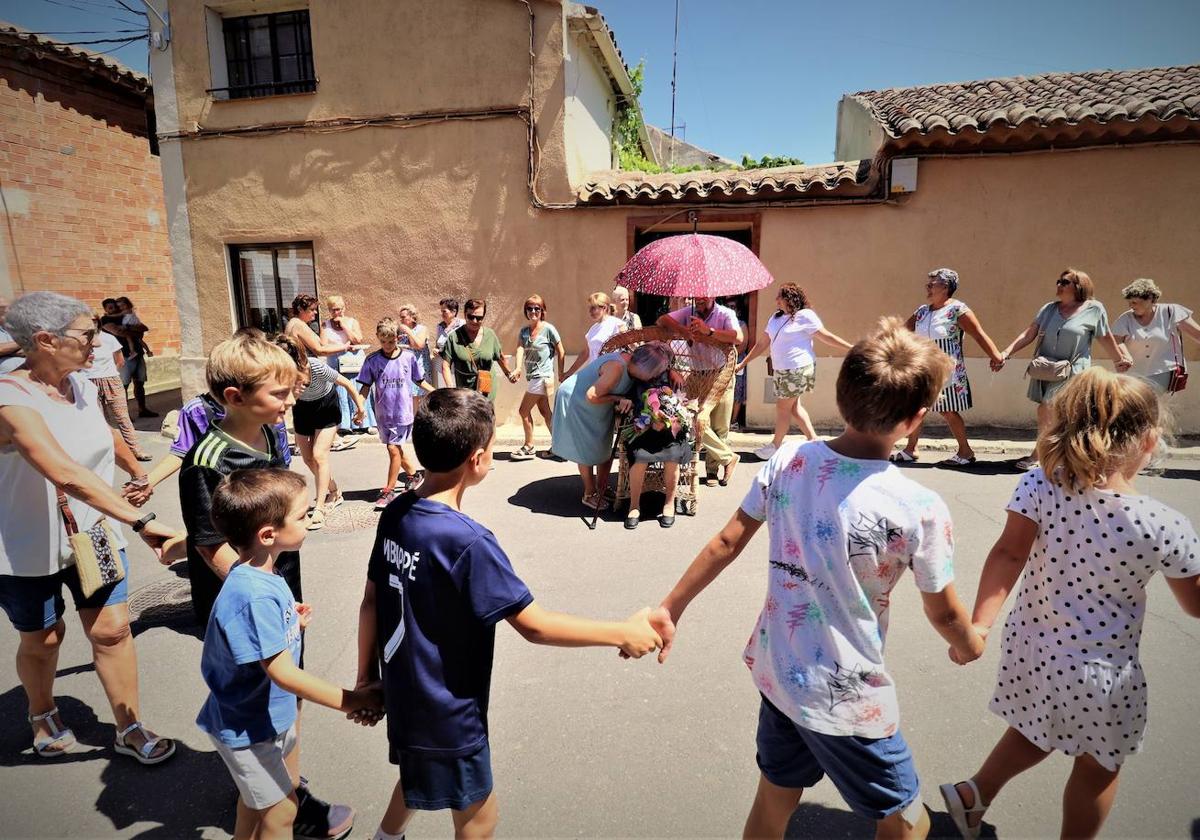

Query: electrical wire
left=15, top=29, right=147, bottom=35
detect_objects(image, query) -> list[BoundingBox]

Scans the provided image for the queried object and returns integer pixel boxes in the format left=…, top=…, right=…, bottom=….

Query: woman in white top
left=739, top=283, right=853, bottom=459
left=561, top=291, right=625, bottom=380
left=1112, top=277, right=1199, bottom=392
left=397, top=303, right=432, bottom=410
left=321, top=294, right=374, bottom=441
left=85, top=324, right=149, bottom=461
left=0, top=292, right=180, bottom=764
left=894, top=268, right=1005, bottom=468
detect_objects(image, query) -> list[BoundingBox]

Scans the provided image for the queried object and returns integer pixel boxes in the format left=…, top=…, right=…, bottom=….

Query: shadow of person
left=0, top=690, right=112, bottom=766
left=508, top=474, right=602, bottom=518
left=784, top=802, right=997, bottom=839
left=96, top=738, right=236, bottom=838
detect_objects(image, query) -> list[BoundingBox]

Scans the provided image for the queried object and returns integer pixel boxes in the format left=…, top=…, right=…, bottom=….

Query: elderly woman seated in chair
left=621, top=343, right=693, bottom=531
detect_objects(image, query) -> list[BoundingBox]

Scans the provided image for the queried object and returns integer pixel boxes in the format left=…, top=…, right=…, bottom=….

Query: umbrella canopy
left=616, top=233, right=774, bottom=298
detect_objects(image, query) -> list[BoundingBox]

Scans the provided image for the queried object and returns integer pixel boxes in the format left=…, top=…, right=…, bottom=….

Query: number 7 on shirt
left=383, top=573, right=405, bottom=662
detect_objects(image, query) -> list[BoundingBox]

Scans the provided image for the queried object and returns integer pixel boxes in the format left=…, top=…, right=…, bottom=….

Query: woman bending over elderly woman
left=551, top=343, right=672, bottom=511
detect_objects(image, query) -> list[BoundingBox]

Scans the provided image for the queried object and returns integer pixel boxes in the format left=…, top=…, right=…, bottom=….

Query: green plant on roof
left=740, top=154, right=805, bottom=169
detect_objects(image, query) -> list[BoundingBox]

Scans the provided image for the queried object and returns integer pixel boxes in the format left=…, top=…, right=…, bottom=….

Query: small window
left=214, top=10, right=316, bottom=100
left=230, top=243, right=316, bottom=333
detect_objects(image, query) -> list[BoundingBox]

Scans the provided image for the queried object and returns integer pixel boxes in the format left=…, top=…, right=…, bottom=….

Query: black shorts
left=293, top=389, right=341, bottom=436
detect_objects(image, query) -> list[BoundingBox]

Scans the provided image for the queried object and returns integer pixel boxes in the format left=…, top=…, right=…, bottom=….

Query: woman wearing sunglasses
left=0, top=292, right=182, bottom=765
left=511, top=294, right=564, bottom=460
left=995, top=268, right=1132, bottom=471
left=439, top=298, right=516, bottom=402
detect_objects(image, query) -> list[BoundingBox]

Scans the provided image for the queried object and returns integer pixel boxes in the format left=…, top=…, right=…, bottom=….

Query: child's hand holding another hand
left=618, top=607, right=664, bottom=659
left=296, top=602, right=313, bottom=629
left=948, top=624, right=989, bottom=665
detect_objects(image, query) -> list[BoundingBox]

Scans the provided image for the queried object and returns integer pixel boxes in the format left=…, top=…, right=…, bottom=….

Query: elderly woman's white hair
left=1121, top=278, right=1162, bottom=302
left=3, top=291, right=91, bottom=351
left=628, top=341, right=671, bottom=380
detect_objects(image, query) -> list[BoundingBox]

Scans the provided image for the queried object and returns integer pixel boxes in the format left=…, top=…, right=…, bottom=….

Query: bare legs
left=518, top=393, right=553, bottom=449
left=953, top=727, right=1116, bottom=839
left=578, top=460, right=613, bottom=507
left=17, top=622, right=66, bottom=749
left=771, top=397, right=816, bottom=448
left=743, top=774, right=929, bottom=840
left=384, top=444, right=404, bottom=492
left=379, top=785, right=497, bottom=840
left=626, top=461, right=681, bottom=521
left=902, top=411, right=973, bottom=459
left=297, top=426, right=340, bottom=513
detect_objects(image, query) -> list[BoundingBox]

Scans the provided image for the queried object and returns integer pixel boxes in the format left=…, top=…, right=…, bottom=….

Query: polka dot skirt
left=992, top=468, right=1199, bottom=771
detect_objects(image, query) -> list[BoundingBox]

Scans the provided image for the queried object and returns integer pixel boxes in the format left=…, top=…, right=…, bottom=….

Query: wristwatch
left=132, top=512, right=157, bottom=533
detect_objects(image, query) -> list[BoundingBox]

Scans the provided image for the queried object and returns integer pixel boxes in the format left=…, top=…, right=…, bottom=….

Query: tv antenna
left=668, top=0, right=680, bottom=167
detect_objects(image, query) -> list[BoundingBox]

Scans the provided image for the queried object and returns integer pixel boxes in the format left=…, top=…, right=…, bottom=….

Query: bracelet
left=127, top=476, right=149, bottom=487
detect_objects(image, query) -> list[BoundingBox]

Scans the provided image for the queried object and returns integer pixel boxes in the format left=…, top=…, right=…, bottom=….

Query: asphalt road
left=1, top=432, right=1198, bottom=840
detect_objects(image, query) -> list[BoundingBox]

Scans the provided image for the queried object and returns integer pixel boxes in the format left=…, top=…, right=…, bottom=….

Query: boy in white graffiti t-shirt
left=657, top=318, right=985, bottom=839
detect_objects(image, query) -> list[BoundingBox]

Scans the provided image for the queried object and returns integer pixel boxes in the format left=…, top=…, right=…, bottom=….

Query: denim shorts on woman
left=0, top=549, right=130, bottom=632
left=392, top=742, right=493, bottom=811
left=755, top=695, right=922, bottom=821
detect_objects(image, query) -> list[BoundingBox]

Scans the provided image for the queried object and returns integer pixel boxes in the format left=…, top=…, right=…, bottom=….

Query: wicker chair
left=599, top=327, right=737, bottom=516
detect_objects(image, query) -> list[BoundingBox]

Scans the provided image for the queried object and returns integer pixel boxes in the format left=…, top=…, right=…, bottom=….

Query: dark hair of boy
left=102, top=297, right=117, bottom=308
left=836, top=317, right=952, bottom=434
left=439, top=298, right=460, bottom=314
left=210, top=469, right=307, bottom=551
left=413, top=388, right=494, bottom=473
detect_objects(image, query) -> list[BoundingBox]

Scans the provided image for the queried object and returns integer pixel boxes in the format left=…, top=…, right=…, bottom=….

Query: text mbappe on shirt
left=383, top=539, right=420, bottom=581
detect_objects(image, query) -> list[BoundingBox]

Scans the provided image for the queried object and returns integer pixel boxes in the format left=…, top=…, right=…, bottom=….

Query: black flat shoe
left=624, top=515, right=639, bottom=530
left=658, top=515, right=675, bottom=528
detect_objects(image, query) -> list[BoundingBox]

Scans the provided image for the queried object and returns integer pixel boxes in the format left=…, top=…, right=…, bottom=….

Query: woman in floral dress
left=892, top=268, right=1004, bottom=468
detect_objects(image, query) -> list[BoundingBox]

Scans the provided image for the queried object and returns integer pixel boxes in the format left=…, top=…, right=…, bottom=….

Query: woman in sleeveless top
left=894, top=268, right=1005, bottom=468
left=321, top=294, right=375, bottom=441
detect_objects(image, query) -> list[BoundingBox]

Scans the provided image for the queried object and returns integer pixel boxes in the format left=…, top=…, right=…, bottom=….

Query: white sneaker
left=754, top=443, right=778, bottom=461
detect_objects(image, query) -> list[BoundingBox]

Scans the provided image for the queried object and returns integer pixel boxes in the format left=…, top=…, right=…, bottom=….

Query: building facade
left=149, top=1, right=1200, bottom=429
left=0, top=27, right=179, bottom=387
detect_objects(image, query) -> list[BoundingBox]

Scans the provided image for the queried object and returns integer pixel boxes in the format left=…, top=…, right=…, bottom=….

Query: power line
left=48, top=35, right=149, bottom=46
left=17, top=29, right=147, bottom=36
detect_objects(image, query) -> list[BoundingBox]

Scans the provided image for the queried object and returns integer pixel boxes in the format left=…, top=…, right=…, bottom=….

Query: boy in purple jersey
left=358, top=318, right=433, bottom=510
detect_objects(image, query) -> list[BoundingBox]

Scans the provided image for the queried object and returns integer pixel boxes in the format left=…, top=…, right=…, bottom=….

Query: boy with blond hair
left=200, top=469, right=381, bottom=840
left=656, top=318, right=985, bottom=839
left=179, top=334, right=354, bottom=840
left=356, top=388, right=666, bottom=839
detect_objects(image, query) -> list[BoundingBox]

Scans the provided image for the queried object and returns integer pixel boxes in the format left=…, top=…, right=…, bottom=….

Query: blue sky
left=3, top=0, right=1197, bottom=164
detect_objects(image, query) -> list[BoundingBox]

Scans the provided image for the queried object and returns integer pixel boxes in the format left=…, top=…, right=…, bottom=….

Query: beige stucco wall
left=160, top=1, right=1200, bottom=432
left=745, top=146, right=1200, bottom=432
left=563, top=26, right=617, bottom=183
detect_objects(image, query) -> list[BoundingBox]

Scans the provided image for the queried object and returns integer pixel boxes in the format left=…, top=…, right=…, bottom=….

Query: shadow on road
left=508, top=475, right=594, bottom=518
left=889, top=459, right=1021, bottom=476
left=784, top=802, right=996, bottom=839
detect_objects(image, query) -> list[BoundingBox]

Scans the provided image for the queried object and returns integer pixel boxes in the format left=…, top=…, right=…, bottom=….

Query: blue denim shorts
left=755, top=695, right=921, bottom=821
left=394, top=742, right=493, bottom=812
left=0, top=549, right=130, bottom=632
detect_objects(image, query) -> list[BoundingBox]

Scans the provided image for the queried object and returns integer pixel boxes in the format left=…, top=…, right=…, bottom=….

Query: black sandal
left=658, top=515, right=675, bottom=529
left=624, top=515, right=639, bottom=530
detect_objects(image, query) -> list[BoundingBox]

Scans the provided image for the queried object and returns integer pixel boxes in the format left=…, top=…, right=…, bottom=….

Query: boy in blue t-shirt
left=354, top=388, right=668, bottom=839
left=199, top=469, right=381, bottom=840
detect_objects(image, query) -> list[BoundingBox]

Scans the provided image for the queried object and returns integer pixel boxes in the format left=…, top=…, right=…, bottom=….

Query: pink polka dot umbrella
left=615, top=233, right=774, bottom=298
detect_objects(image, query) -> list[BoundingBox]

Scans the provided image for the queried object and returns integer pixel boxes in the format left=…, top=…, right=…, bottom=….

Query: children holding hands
left=657, top=318, right=983, bottom=840
left=199, top=469, right=382, bottom=840
left=355, top=388, right=667, bottom=840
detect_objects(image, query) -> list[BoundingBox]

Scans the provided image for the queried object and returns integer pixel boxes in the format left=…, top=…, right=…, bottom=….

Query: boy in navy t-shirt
left=199, top=469, right=380, bottom=840
left=355, top=388, right=668, bottom=839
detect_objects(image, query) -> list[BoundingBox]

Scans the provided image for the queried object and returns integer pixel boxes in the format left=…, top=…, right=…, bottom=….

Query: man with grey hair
left=0, top=295, right=24, bottom=375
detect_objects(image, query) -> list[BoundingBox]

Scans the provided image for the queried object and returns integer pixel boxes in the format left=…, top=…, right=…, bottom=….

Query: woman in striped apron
left=892, top=268, right=1004, bottom=468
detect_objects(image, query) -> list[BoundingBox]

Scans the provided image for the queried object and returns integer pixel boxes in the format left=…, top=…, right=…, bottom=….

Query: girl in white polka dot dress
left=940, top=368, right=1200, bottom=840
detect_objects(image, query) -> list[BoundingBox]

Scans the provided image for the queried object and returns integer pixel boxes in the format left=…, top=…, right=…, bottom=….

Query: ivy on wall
left=613, top=61, right=804, bottom=174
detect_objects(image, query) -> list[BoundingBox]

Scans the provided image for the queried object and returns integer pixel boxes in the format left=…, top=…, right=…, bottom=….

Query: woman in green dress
left=996, top=268, right=1132, bottom=470
left=439, top=298, right=517, bottom=402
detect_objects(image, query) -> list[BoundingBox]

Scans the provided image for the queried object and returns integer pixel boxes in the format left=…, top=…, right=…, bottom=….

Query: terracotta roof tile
left=579, top=160, right=874, bottom=205
left=850, top=64, right=1200, bottom=150
left=0, top=24, right=150, bottom=93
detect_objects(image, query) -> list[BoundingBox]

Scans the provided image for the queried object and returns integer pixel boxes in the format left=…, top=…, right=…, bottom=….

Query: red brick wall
left=0, top=54, right=178, bottom=354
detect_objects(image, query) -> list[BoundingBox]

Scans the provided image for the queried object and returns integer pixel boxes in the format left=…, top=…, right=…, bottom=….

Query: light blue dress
left=551, top=352, right=632, bottom=466
left=1026, top=300, right=1110, bottom=403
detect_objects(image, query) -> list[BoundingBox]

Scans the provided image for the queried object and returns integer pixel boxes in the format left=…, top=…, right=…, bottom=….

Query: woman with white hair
left=1113, top=277, right=1200, bottom=392
left=551, top=342, right=669, bottom=512
left=612, top=285, right=642, bottom=331
left=0, top=292, right=181, bottom=763
left=622, top=343, right=689, bottom=530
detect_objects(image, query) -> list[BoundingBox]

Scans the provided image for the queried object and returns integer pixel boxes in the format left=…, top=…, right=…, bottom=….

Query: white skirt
left=526, top=378, right=547, bottom=396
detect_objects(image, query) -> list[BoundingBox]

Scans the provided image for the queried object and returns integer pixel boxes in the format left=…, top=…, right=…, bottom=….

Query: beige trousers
left=701, top=379, right=736, bottom=473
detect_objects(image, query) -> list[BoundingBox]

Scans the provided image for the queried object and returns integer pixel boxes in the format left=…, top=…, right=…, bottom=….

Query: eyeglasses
left=62, top=328, right=97, bottom=345
left=525, top=306, right=543, bottom=313
left=466, top=314, right=485, bottom=322
left=925, top=281, right=946, bottom=289
left=1056, top=279, right=1073, bottom=287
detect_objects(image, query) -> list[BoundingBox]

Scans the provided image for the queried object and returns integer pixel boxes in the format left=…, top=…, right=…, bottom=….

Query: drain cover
left=321, top=502, right=381, bottom=534
left=128, top=577, right=195, bottom=627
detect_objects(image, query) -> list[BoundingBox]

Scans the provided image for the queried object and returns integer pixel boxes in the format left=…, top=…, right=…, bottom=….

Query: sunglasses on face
left=63, top=328, right=98, bottom=345
left=1056, top=279, right=1073, bottom=287
left=466, top=314, right=485, bottom=322
left=525, top=306, right=543, bottom=313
